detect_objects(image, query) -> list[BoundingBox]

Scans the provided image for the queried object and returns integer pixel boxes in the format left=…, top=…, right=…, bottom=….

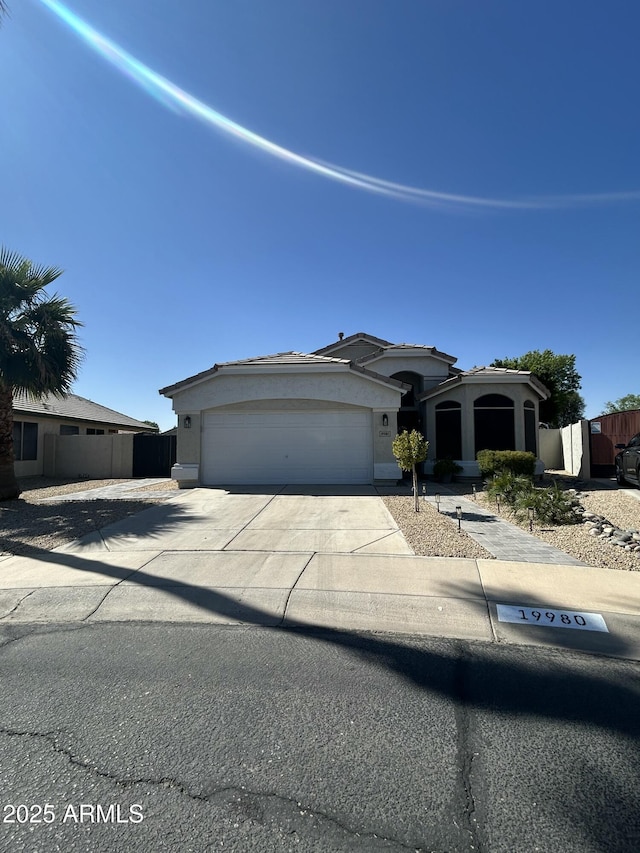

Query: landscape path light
left=528, top=506, right=535, bottom=532
left=435, top=494, right=441, bottom=513
left=456, top=505, right=462, bottom=533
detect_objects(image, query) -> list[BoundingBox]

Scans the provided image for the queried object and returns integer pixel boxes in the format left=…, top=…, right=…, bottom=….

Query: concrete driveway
left=65, top=484, right=414, bottom=556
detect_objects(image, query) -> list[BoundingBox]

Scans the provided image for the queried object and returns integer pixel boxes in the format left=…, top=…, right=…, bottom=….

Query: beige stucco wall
left=372, top=408, right=401, bottom=480
left=560, top=420, right=590, bottom=477
left=43, top=434, right=134, bottom=478
left=170, top=370, right=402, bottom=413
left=170, top=371, right=404, bottom=480
left=424, top=382, right=542, bottom=462
left=13, top=415, right=142, bottom=478
left=362, top=354, right=451, bottom=388
left=13, top=417, right=61, bottom=477
left=538, top=429, right=563, bottom=470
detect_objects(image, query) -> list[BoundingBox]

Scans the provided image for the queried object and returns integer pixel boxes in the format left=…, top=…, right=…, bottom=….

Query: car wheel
left=615, top=460, right=626, bottom=486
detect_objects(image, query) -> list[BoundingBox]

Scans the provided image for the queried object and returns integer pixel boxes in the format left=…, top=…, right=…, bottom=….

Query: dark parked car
left=615, top=433, right=640, bottom=487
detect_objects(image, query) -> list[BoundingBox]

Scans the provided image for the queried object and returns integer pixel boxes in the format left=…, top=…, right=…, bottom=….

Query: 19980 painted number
left=519, top=609, right=586, bottom=626
left=496, top=604, right=609, bottom=633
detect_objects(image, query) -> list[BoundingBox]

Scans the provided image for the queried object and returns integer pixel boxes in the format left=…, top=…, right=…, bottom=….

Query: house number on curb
left=496, top=604, right=609, bottom=633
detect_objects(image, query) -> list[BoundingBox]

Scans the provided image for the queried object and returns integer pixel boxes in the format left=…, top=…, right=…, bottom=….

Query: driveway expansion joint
left=220, top=489, right=284, bottom=550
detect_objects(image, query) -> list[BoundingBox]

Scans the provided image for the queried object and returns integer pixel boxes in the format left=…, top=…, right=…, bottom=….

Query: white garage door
left=202, top=410, right=373, bottom=484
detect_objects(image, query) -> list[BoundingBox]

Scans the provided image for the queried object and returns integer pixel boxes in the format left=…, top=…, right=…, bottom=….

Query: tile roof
left=159, top=349, right=409, bottom=396
left=12, top=390, right=154, bottom=431
left=419, top=366, right=550, bottom=400
left=313, top=332, right=394, bottom=355
left=358, top=343, right=457, bottom=365
left=462, top=366, right=532, bottom=376
left=217, top=351, right=350, bottom=366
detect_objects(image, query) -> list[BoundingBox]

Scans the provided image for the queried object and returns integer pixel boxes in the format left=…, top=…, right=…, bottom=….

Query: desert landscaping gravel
left=382, top=495, right=492, bottom=559
left=0, top=478, right=177, bottom=556
left=476, top=485, right=640, bottom=572
left=385, top=473, right=640, bottom=572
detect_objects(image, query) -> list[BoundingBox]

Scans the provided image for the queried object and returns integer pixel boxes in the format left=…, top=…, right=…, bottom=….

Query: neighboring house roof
left=419, top=366, right=550, bottom=401
left=13, top=390, right=155, bottom=431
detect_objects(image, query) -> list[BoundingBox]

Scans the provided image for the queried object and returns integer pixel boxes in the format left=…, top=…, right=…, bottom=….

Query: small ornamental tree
left=392, top=429, right=429, bottom=511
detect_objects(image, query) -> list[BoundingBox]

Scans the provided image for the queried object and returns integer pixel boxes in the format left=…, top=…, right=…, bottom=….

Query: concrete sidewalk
left=1, top=485, right=639, bottom=661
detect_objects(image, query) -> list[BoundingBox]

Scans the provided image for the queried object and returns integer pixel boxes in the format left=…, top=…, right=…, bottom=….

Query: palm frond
left=0, top=247, right=83, bottom=399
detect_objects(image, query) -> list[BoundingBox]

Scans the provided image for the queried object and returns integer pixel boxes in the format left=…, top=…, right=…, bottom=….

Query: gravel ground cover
left=413, top=473, right=640, bottom=572
left=382, top=495, right=493, bottom=559
left=0, top=478, right=177, bottom=557
left=477, top=476, right=640, bottom=572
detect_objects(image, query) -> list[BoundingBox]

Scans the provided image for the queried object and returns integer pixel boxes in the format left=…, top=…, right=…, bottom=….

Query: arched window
left=435, top=401, right=462, bottom=459
left=524, top=400, right=537, bottom=454
left=474, top=394, right=515, bottom=454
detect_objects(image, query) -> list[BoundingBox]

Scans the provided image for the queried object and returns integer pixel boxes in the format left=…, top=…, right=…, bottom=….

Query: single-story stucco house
left=159, top=332, right=549, bottom=487
left=12, top=390, right=156, bottom=478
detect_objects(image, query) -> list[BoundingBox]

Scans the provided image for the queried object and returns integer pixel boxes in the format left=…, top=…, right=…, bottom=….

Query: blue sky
left=1, top=0, right=638, bottom=431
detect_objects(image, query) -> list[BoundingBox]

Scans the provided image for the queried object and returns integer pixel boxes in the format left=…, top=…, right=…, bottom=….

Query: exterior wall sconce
left=456, top=505, right=462, bottom=533
left=382, top=414, right=389, bottom=427
left=184, top=415, right=192, bottom=429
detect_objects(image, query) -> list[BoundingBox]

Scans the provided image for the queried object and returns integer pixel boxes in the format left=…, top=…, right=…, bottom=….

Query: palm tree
left=0, top=248, right=83, bottom=500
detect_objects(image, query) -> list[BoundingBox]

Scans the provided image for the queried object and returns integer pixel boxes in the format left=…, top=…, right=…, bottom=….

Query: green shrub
left=477, top=449, right=536, bottom=479
left=513, top=481, right=581, bottom=526
left=485, top=471, right=581, bottom=525
left=485, top=471, right=533, bottom=505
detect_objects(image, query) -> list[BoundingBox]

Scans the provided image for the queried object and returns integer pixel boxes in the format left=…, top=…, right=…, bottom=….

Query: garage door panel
left=202, top=411, right=372, bottom=485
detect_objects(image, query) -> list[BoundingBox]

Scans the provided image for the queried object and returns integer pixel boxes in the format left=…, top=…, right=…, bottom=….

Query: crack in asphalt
left=452, top=643, right=484, bottom=853
left=0, top=726, right=424, bottom=850
left=201, top=786, right=426, bottom=851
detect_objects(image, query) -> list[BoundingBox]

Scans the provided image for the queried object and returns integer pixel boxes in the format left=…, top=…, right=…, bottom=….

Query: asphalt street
left=0, top=623, right=638, bottom=853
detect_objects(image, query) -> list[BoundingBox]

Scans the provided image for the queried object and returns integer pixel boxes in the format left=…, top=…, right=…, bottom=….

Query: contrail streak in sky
left=38, top=0, right=640, bottom=211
